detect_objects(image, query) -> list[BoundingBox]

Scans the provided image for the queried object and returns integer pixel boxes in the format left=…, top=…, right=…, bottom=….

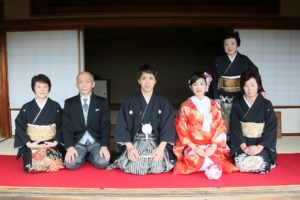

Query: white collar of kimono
left=35, top=98, right=48, bottom=109
left=228, top=52, right=237, bottom=62
left=191, top=96, right=212, bottom=132
left=80, top=94, right=91, bottom=105
left=243, top=95, right=258, bottom=108
left=144, top=95, right=151, bottom=104
left=142, top=91, right=152, bottom=104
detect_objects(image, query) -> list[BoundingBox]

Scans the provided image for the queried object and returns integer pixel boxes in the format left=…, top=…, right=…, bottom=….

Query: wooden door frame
left=0, top=31, right=10, bottom=138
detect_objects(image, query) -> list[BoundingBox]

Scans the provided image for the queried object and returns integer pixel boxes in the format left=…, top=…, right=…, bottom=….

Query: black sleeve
left=246, top=56, right=259, bottom=73
left=158, top=99, right=176, bottom=144
left=54, top=104, right=63, bottom=144
left=211, top=58, right=220, bottom=99
left=14, top=105, right=30, bottom=148
left=100, top=99, right=111, bottom=147
left=246, top=56, right=265, bottom=91
left=258, top=101, right=277, bottom=150
left=62, top=100, right=75, bottom=149
left=114, top=102, right=133, bottom=144
left=230, top=101, right=246, bottom=147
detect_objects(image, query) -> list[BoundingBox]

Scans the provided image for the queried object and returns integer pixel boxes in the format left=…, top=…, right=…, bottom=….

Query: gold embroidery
left=218, top=77, right=240, bottom=92
left=27, top=123, right=56, bottom=141
left=240, top=121, right=264, bottom=138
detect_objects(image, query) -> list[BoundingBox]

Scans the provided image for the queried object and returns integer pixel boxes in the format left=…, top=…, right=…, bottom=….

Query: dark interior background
left=85, top=27, right=230, bottom=106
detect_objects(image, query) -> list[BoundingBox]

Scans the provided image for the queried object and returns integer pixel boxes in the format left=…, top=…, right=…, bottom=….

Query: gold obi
left=218, top=77, right=240, bottom=92
left=240, top=121, right=265, bottom=138
left=27, top=123, right=56, bottom=141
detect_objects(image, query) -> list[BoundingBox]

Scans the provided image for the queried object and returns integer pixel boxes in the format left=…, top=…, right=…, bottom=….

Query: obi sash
left=27, top=123, right=56, bottom=141
left=240, top=121, right=265, bottom=138
left=218, top=76, right=240, bottom=93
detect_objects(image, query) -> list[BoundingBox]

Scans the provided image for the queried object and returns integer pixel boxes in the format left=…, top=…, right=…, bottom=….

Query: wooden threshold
left=0, top=185, right=300, bottom=200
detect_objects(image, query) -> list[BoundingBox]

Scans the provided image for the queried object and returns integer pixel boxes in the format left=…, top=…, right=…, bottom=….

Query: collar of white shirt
left=80, top=94, right=91, bottom=106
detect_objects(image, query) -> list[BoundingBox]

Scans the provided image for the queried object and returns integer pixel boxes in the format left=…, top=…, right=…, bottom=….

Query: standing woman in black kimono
left=211, top=30, right=268, bottom=131
left=230, top=72, right=277, bottom=174
left=109, top=64, right=176, bottom=175
left=14, top=74, right=64, bottom=172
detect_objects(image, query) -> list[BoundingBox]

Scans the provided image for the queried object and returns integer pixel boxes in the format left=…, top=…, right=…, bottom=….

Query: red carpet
left=0, top=154, right=299, bottom=188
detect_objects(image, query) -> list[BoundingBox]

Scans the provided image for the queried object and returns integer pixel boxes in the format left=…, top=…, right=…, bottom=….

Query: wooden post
left=275, top=111, right=282, bottom=138
left=0, top=30, right=11, bottom=138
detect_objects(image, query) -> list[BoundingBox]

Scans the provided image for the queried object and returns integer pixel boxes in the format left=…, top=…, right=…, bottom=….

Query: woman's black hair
left=223, top=29, right=241, bottom=47
left=138, top=64, right=158, bottom=79
left=188, top=72, right=207, bottom=86
left=31, top=74, right=52, bottom=92
left=240, top=72, right=263, bottom=94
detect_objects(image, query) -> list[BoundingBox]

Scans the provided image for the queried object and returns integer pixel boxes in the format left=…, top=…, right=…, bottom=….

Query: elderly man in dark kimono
left=230, top=72, right=277, bottom=174
left=109, top=64, right=176, bottom=175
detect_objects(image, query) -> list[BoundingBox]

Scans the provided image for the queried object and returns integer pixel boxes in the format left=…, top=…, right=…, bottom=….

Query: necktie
left=83, top=98, right=88, bottom=113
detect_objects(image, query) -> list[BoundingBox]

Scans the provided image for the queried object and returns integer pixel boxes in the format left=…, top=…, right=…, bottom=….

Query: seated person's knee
left=92, top=156, right=109, bottom=169
left=64, top=157, right=85, bottom=170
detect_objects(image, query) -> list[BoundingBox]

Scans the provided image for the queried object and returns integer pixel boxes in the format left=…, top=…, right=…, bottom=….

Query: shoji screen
left=7, top=30, right=83, bottom=135
left=237, top=29, right=300, bottom=106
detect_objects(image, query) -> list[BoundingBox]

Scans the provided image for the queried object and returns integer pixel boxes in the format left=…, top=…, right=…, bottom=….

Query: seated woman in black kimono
left=14, top=74, right=64, bottom=172
left=230, top=72, right=277, bottom=174
left=108, top=64, right=176, bottom=175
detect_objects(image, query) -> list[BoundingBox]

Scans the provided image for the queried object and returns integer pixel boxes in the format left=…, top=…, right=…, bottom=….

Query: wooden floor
left=1, top=185, right=300, bottom=200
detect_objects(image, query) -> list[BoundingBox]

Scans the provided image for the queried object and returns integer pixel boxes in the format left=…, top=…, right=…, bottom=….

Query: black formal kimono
left=211, top=52, right=260, bottom=130
left=14, top=98, right=64, bottom=172
left=230, top=94, right=277, bottom=173
left=110, top=91, right=176, bottom=175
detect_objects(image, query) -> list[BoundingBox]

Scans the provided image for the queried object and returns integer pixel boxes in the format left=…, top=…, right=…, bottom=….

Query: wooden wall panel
left=1, top=17, right=300, bottom=32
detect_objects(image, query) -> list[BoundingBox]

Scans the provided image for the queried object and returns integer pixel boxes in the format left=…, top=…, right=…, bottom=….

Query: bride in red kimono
left=173, top=72, right=238, bottom=180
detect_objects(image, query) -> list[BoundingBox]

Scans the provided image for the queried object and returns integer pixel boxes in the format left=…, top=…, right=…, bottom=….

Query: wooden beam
left=1, top=17, right=300, bottom=31
left=30, top=0, right=280, bottom=16
left=0, top=185, right=300, bottom=200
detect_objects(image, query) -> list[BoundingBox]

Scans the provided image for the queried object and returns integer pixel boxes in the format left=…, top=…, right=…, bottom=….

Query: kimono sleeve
left=99, top=99, right=111, bottom=147
left=114, top=102, right=133, bottom=144
left=211, top=58, right=220, bottom=99
left=258, top=101, right=277, bottom=150
left=54, top=105, right=63, bottom=144
left=230, top=101, right=246, bottom=147
left=14, top=105, right=30, bottom=148
left=246, top=56, right=265, bottom=92
left=158, top=99, right=175, bottom=144
left=246, top=56, right=259, bottom=74
left=175, top=105, right=193, bottom=145
left=210, top=102, right=227, bottom=148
